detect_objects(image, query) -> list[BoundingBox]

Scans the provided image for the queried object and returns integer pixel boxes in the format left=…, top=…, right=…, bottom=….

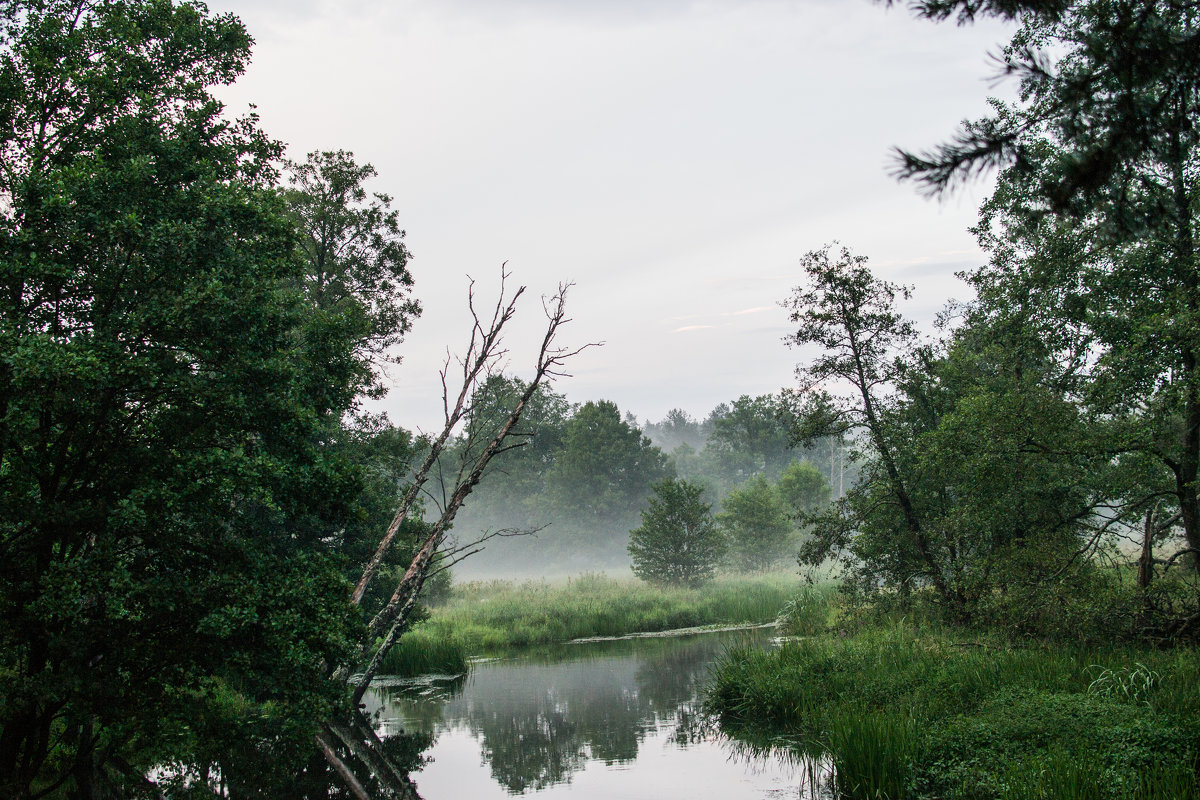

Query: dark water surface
left=364, top=627, right=814, bottom=799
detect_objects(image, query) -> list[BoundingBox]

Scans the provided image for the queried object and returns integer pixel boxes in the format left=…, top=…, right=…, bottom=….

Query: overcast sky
left=209, top=0, right=1017, bottom=432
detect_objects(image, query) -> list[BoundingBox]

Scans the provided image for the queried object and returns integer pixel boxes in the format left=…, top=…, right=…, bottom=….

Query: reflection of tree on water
left=379, top=728, right=438, bottom=778
left=633, top=632, right=733, bottom=712
left=362, top=675, right=468, bottom=797
left=668, top=705, right=717, bottom=748
left=636, top=635, right=749, bottom=750
left=476, top=704, right=588, bottom=792
left=451, top=658, right=644, bottom=791
left=373, top=630, right=774, bottom=794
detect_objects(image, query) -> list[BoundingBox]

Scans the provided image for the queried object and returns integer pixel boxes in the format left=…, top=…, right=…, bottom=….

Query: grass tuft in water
left=374, top=630, right=469, bottom=676
left=828, top=712, right=917, bottom=800
left=775, top=582, right=838, bottom=636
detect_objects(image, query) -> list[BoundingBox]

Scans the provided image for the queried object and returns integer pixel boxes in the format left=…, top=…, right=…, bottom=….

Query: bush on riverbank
left=708, top=620, right=1200, bottom=799
left=376, top=571, right=797, bottom=675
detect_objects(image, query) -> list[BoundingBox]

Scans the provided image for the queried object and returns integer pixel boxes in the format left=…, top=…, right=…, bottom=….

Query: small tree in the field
left=628, top=478, right=725, bottom=587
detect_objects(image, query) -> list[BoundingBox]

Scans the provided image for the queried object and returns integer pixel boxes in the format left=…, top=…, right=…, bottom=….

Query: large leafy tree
left=703, top=394, right=797, bottom=486
left=457, top=374, right=571, bottom=522
left=786, top=245, right=1105, bottom=619
left=945, top=2, right=1200, bottom=577
left=783, top=245, right=941, bottom=595
left=887, top=0, right=1200, bottom=211
left=776, top=459, right=831, bottom=517
left=435, top=375, right=575, bottom=574
left=866, top=0, right=1200, bottom=635
left=0, top=1, right=370, bottom=794
left=545, top=400, right=672, bottom=525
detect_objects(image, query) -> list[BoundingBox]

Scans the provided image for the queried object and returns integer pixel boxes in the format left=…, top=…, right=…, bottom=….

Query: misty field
left=376, top=572, right=799, bottom=675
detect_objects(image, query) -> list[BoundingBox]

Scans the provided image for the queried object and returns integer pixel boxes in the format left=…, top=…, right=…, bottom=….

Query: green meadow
left=375, top=571, right=797, bottom=675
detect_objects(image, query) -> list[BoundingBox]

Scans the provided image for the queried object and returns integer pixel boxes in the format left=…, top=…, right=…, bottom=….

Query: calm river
left=364, top=627, right=817, bottom=799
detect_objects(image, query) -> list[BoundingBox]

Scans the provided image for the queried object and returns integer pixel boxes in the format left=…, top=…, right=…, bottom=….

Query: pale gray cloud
left=206, top=0, right=1017, bottom=429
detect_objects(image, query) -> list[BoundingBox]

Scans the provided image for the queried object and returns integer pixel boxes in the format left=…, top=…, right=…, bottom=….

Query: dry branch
left=319, top=272, right=597, bottom=800
left=350, top=269, right=525, bottom=607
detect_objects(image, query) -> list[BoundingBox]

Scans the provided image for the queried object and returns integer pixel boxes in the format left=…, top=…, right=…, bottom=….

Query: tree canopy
left=891, top=0, right=1200, bottom=217
left=545, top=399, right=672, bottom=525
left=718, top=475, right=794, bottom=572
left=285, top=149, right=420, bottom=407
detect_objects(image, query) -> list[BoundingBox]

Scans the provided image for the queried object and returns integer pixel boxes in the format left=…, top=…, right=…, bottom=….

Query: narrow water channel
left=364, top=627, right=816, bottom=799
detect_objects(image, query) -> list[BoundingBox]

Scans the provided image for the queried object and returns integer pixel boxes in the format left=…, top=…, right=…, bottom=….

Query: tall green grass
left=828, top=712, right=918, bottom=800
left=377, top=571, right=799, bottom=676
left=373, top=630, right=468, bottom=676
left=999, top=750, right=1199, bottom=800
left=775, top=582, right=839, bottom=636
left=708, top=621, right=1200, bottom=800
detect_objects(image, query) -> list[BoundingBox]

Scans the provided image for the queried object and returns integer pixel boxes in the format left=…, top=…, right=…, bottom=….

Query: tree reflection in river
left=367, top=628, right=791, bottom=798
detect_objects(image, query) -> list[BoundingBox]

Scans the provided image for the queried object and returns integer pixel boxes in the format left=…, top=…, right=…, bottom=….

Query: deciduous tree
left=545, top=400, right=671, bottom=525
left=285, top=150, right=419, bottom=408
left=776, top=460, right=832, bottom=517
left=0, top=1, right=364, bottom=794
left=718, top=475, right=794, bottom=572
left=628, top=478, right=724, bottom=587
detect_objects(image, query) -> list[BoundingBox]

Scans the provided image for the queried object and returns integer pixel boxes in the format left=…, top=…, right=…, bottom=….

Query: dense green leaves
left=0, top=1, right=387, bottom=795
left=787, top=243, right=1110, bottom=620
left=285, top=150, right=419, bottom=407
left=956, top=1, right=1200, bottom=576
left=702, top=394, right=799, bottom=489
left=892, top=1, right=1200, bottom=210
left=546, top=400, right=671, bottom=522
left=776, top=460, right=831, bottom=517
left=779, top=0, right=1200, bottom=633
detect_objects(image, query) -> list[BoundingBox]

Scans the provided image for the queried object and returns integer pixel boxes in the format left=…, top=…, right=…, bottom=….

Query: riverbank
left=707, top=618, right=1200, bottom=799
left=378, top=572, right=798, bottom=675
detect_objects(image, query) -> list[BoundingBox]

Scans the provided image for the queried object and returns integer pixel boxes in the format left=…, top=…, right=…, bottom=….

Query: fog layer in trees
left=451, top=382, right=844, bottom=577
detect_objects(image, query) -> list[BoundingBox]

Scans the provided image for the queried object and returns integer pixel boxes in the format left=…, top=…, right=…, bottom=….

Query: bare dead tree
left=348, top=270, right=525, bottom=608
left=351, top=282, right=591, bottom=701
left=320, top=271, right=596, bottom=799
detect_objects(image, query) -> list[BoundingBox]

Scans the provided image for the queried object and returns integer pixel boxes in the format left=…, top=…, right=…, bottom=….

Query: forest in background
left=449, top=386, right=844, bottom=576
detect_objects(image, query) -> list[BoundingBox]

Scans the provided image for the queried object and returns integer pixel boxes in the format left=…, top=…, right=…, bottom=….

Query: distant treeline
left=447, top=378, right=850, bottom=576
